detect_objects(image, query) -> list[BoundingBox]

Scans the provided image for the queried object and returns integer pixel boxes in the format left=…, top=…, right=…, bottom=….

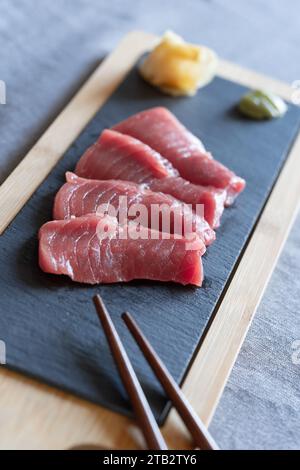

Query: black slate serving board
left=1, top=66, right=300, bottom=423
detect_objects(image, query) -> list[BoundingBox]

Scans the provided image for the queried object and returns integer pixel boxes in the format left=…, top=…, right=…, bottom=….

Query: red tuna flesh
left=39, top=214, right=204, bottom=286
left=147, top=177, right=226, bottom=228
left=53, top=172, right=213, bottom=248
left=75, top=129, right=178, bottom=183
left=75, top=130, right=222, bottom=230
left=113, top=107, right=245, bottom=205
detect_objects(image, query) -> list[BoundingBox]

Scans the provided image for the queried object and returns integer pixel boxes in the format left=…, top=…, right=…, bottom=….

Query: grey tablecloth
left=0, top=0, right=299, bottom=449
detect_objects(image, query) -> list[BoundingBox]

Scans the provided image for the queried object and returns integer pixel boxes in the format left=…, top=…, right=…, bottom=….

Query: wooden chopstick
left=93, top=295, right=167, bottom=450
left=122, top=312, right=219, bottom=450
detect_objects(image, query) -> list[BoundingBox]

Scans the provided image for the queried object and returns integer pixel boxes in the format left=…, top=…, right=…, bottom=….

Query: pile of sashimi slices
left=39, top=107, right=245, bottom=287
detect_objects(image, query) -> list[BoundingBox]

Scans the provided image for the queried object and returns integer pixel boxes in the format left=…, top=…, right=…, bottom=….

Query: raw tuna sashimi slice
left=75, top=130, right=221, bottom=232
left=76, top=129, right=178, bottom=183
left=53, top=172, right=213, bottom=249
left=39, top=214, right=204, bottom=286
left=147, top=177, right=226, bottom=229
left=113, top=107, right=245, bottom=205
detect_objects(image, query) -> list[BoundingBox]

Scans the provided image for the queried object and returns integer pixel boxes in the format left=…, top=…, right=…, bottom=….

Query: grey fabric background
left=0, top=0, right=299, bottom=449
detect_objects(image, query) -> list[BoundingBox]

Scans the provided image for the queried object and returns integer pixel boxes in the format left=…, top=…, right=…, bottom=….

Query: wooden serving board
left=0, top=31, right=300, bottom=450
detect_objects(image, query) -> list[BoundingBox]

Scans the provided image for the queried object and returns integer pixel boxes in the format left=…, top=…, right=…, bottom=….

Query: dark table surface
left=0, top=0, right=299, bottom=449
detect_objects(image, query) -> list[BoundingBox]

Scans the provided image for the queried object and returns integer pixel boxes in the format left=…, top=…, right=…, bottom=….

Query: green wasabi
left=238, top=89, right=287, bottom=120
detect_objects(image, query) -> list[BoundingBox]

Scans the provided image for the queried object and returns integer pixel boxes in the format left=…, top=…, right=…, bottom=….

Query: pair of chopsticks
left=93, top=295, right=219, bottom=450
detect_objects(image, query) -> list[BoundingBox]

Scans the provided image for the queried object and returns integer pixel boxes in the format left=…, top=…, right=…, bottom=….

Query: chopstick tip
left=93, top=294, right=105, bottom=309
left=93, top=294, right=108, bottom=323
left=122, top=311, right=134, bottom=328
left=92, top=293, right=101, bottom=304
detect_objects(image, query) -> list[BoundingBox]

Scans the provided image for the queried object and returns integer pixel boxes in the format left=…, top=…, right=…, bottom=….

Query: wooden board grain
left=0, top=31, right=300, bottom=449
